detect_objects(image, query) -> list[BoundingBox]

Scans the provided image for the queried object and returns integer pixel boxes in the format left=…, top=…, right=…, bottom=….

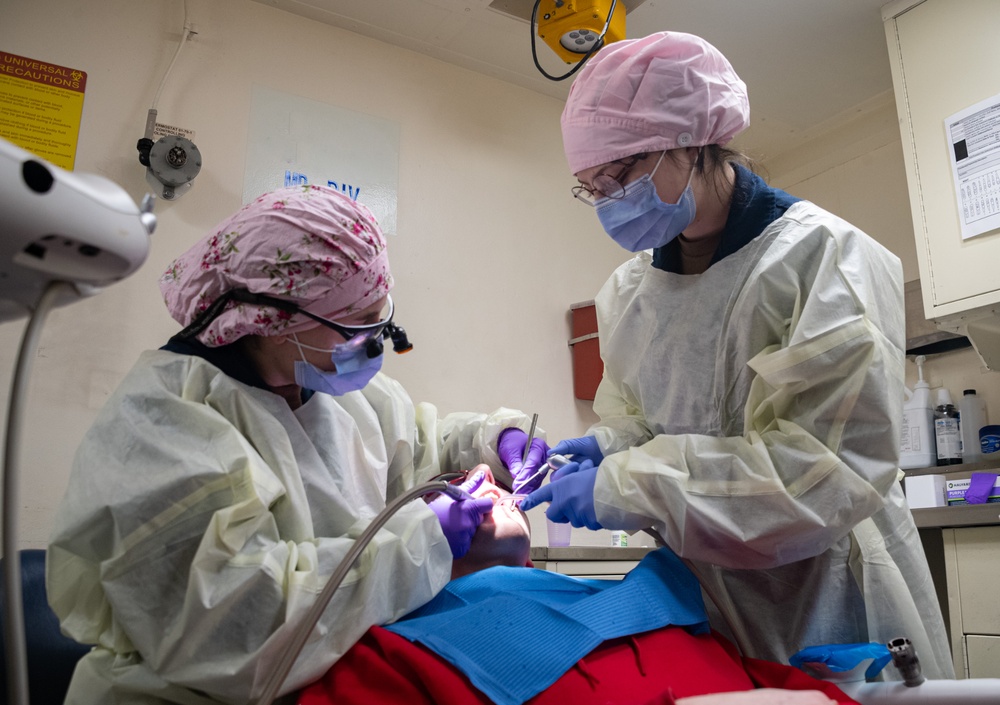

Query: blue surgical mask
left=292, top=336, right=383, bottom=396
left=595, top=154, right=697, bottom=252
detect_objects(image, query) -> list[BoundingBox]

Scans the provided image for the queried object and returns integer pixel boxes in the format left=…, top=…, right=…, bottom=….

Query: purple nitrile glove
left=549, top=435, right=604, bottom=467
left=519, top=463, right=603, bottom=530
left=497, top=427, right=551, bottom=494
left=966, top=472, right=999, bottom=505
left=428, top=469, right=495, bottom=559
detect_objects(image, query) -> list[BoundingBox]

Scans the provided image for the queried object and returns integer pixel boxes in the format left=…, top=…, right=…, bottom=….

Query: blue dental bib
left=385, top=547, right=709, bottom=705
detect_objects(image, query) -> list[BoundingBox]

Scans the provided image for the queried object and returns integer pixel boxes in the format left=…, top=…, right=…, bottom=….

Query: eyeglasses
left=176, top=289, right=413, bottom=356
left=570, top=153, right=647, bottom=206
left=298, top=296, right=395, bottom=349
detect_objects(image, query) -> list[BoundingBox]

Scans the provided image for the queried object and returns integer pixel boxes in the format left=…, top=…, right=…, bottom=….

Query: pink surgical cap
left=561, top=31, right=750, bottom=174
left=160, top=185, right=393, bottom=347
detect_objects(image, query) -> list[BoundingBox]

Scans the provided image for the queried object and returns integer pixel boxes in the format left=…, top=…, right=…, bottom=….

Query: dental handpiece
left=546, top=454, right=570, bottom=470
left=512, top=454, right=571, bottom=494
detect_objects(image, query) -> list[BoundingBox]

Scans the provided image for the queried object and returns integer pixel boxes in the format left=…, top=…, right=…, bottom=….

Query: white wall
left=7, top=1, right=993, bottom=554
left=0, top=0, right=633, bottom=549
left=766, top=95, right=1000, bottom=454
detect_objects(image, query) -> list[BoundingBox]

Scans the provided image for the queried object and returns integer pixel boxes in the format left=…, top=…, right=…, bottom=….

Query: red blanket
left=299, top=626, right=859, bottom=705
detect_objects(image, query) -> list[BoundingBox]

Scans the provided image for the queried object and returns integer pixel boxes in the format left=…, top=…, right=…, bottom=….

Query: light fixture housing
left=536, top=0, right=625, bottom=64
left=0, top=137, right=155, bottom=320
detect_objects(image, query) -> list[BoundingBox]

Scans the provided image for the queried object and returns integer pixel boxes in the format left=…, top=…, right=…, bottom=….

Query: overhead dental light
left=0, top=138, right=155, bottom=319
left=1, top=136, right=155, bottom=704
left=487, top=0, right=645, bottom=81
left=531, top=0, right=624, bottom=80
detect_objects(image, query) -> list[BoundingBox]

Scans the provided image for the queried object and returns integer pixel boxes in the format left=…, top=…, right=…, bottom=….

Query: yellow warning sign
left=0, top=51, right=87, bottom=170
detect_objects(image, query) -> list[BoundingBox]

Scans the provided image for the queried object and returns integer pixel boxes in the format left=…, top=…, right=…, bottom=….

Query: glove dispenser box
left=569, top=301, right=602, bottom=401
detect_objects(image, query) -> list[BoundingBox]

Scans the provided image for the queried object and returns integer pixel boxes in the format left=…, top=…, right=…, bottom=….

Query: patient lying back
left=299, top=465, right=859, bottom=705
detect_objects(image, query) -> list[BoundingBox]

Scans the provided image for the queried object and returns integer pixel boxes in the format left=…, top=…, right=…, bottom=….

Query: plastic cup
left=546, top=518, right=571, bottom=547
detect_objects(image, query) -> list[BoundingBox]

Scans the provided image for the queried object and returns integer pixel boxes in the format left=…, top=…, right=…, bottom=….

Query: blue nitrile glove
left=497, top=428, right=551, bottom=494
left=520, top=463, right=603, bottom=530
left=789, top=643, right=893, bottom=681
left=549, top=435, right=604, bottom=467
left=428, top=469, right=495, bottom=559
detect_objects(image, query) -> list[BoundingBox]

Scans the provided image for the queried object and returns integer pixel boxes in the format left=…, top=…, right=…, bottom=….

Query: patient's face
left=451, top=464, right=531, bottom=579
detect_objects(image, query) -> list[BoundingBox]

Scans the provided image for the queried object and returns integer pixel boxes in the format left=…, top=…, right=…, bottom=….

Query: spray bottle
left=899, top=355, right=936, bottom=469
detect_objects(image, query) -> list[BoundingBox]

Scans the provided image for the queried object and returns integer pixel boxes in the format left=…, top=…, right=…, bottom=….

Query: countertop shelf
left=903, top=463, right=1000, bottom=528
left=902, top=460, right=1000, bottom=477
left=911, top=503, right=1000, bottom=529
left=529, top=546, right=655, bottom=561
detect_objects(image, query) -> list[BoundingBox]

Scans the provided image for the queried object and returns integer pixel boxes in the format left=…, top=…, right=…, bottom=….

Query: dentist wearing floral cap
left=47, top=185, right=544, bottom=704
left=521, top=31, right=953, bottom=679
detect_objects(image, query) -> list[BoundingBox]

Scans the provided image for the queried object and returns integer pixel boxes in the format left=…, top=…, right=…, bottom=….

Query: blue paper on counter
left=790, top=642, right=892, bottom=680
left=966, top=472, right=999, bottom=505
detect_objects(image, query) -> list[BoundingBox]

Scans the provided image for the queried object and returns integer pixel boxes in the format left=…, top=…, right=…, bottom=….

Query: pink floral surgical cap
left=160, top=185, right=393, bottom=347
left=561, top=31, right=750, bottom=174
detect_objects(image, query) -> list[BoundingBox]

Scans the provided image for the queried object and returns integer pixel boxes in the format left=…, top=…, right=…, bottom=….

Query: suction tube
left=3, top=282, right=75, bottom=705
left=253, top=480, right=468, bottom=705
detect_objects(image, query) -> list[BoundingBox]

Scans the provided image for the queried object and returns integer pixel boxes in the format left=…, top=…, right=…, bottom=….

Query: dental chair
left=841, top=679, right=1000, bottom=704
left=791, top=638, right=1000, bottom=705
left=676, top=536, right=1000, bottom=705
left=0, top=550, right=91, bottom=705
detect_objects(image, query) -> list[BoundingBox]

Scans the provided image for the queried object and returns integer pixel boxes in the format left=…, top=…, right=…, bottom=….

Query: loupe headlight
left=386, top=322, right=413, bottom=354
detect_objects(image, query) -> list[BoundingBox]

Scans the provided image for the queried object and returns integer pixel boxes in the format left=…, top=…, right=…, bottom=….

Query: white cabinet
left=967, top=636, right=1000, bottom=679
left=883, top=0, right=1000, bottom=368
left=942, top=526, right=1000, bottom=678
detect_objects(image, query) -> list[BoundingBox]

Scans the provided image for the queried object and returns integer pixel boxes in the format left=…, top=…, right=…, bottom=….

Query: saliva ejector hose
left=253, top=480, right=473, bottom=705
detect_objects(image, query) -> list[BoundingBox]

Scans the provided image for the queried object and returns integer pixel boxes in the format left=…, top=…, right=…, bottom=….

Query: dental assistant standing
left=521, top=32, right=954, bottom=678
left=46, top=186, right=544, bottom=704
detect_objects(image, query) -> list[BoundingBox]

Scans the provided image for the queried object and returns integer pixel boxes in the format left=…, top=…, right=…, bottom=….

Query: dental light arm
left=1, top=136, right=154, bottom=705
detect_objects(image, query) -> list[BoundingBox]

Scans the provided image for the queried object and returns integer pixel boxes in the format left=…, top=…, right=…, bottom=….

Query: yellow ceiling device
left=536, top=0, right=625, bottom=64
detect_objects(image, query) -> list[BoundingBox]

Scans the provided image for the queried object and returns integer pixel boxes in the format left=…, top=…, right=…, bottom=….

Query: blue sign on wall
left=244, top=85, right=400, bottom=234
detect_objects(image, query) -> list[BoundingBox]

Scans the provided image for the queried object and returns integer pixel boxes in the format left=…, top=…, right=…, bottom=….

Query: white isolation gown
left=588, top=200, right=954, bottom=679
left=47, top=351, right=531, bottom=704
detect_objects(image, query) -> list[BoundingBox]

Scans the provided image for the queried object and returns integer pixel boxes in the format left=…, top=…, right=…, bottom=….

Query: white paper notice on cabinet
left=946, top=93, right=1000, bottom=240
